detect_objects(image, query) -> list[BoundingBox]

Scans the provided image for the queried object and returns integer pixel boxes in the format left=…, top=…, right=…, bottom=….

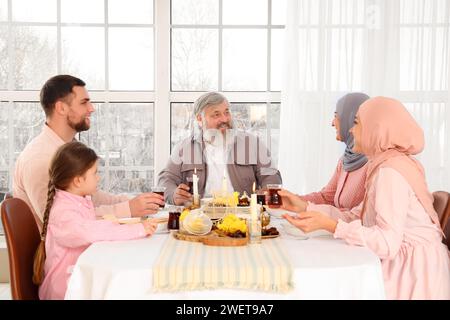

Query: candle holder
left=260, top=207, right=270, bottom=231
left=192, top=194, right=201, bottom=209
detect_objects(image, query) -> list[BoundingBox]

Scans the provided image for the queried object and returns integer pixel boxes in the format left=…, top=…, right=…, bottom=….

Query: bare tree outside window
left=0, top=25, right=56, bottom=90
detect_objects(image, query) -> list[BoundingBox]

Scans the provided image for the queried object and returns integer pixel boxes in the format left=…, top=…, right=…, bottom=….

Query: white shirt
left=204, top=142, right=234, bottom=197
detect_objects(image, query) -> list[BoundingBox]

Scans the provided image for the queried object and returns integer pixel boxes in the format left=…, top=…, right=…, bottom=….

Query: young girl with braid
left=33, top=141, right=157, bottom=300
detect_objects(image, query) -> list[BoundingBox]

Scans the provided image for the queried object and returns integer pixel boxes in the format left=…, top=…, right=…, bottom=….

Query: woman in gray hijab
left=297, top=93, right=370, bottom=209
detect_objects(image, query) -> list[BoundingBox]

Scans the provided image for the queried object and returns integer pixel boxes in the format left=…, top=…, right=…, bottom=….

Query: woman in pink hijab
left=280, top=97, right=450, bottom=299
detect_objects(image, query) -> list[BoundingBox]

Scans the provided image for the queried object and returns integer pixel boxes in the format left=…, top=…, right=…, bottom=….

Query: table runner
left=153, top=235, right=294, bottom=293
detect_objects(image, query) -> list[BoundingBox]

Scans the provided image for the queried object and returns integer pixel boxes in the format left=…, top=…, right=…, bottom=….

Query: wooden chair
left=1, top=198, right=40, bottom=300
left=3, top=192, right=12, bottom=201
left=432, top=191, right=450, bottom=250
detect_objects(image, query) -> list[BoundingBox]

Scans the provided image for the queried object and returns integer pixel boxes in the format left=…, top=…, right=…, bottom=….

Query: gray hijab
left=335, top=92, right=369, bottom=172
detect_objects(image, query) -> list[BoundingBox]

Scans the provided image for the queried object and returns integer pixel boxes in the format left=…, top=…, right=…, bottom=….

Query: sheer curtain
left=279, top=0, right=450, bottom=193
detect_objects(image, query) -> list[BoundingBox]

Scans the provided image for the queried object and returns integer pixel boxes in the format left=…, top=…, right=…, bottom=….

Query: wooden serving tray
left=173, top=230, right=248, bottom=247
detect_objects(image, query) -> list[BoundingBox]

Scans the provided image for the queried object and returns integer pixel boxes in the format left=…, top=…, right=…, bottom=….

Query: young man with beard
left=158, top=92, right=282, bottom=206
left=13, top=75, right=164, bottom=230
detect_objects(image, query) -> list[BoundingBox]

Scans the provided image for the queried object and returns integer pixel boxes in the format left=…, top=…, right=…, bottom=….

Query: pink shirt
left=309, top=167, right=450, bottom=299
left=299, top=158, right=367, bottom=210
left=39, top=190, right=147, bottom=300
left=13, top=125, right=131, bottom=229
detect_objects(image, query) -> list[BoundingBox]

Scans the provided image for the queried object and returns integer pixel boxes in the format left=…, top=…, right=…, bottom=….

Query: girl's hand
left=142, top=219, right=158, bottom=236
left=277, top=189, right=308, bottom=213
left=282, top=211, right=337, bottom=233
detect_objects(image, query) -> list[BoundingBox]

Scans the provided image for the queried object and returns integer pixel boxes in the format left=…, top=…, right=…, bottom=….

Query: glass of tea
left=185, top=177, right=194, bottom=195
left=267, top=184, right=282, bottom=208
left=256, top=190, right=266, bottom=206
left=151, top=186, right=166, bottom=208
left=167, top=205, right=183, bottom=230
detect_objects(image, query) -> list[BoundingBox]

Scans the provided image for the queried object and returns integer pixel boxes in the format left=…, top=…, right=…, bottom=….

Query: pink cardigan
left=39, top=190, right=147, bottom=300
left=309, top=167, right=450, bottom=299
left=299, top=158, right=367, bottom=210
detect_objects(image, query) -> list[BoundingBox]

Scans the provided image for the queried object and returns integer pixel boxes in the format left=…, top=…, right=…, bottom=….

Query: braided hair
left=33, top=141, right=98, bottom=285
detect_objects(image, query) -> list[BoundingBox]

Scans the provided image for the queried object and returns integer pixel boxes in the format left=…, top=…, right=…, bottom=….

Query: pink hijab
left=357, top=97, right=441, bottom=229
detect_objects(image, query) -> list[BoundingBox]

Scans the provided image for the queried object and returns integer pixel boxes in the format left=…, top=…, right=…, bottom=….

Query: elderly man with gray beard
left=157, top=92, right=282, bottom=206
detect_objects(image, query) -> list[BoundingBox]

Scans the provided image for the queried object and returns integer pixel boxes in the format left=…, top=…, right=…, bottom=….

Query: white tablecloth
left=65, top=222, right=386, bottom=300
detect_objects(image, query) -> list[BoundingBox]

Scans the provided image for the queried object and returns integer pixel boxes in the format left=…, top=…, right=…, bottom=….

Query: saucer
left=263, top=206, right=298, bottom=219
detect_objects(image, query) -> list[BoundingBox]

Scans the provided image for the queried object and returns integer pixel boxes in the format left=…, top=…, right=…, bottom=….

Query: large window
left=0, top=0, right=155, bottom=193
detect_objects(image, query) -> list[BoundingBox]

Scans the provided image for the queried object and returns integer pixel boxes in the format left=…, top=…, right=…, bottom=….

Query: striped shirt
left=299, top=158, right=367, bottom=210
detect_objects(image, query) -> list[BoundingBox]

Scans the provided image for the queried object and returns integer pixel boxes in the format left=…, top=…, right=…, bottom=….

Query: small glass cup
left=167, top=205, right=183, bottom=230
left=267, top=184, right=283, bottom=208
left=248, top=217, right=262, bottom=244
left=151, top=186, right=166, bottom=208
left=185, top=177, right=194, bottom=195
left=256, top=190, right=266, bottom=206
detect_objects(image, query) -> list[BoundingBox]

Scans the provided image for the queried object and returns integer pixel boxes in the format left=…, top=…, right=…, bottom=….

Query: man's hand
left=129, top=193, right=165, bottom=217
left=173, top=184, right=193, bottom=206
left=277, top=189, right=308, bottom=213
left=282, top=211, right=337, bottom=233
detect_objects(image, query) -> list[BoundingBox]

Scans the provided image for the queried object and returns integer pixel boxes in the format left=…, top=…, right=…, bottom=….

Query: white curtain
left=279, top=0, right=450, bottom=194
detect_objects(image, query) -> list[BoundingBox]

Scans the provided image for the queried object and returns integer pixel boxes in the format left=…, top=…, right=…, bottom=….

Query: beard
left=203, top=125, right=236, bottom=147
left=68, top=116, right=90, bottom=132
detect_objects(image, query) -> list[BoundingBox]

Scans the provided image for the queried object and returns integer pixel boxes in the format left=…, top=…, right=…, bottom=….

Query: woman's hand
left=142, top=219, right=158, bottom=236
left=277, top=189, right=308, bottom=213
left=282, top=211, right=338, bottom=234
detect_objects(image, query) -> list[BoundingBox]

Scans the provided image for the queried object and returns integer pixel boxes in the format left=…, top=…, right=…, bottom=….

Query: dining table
left=65, top=213, right=386, bottom=300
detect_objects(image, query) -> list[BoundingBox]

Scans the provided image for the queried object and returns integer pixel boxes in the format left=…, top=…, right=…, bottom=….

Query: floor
left=0, top=283, right=11, bottom=300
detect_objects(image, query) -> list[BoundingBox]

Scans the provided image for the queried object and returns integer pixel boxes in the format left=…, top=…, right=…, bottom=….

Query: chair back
left=1, top=198, right=40, bottom=300
left=3, top=192, right=12, bottom=201
left=432, top=191, right=450, bottom=250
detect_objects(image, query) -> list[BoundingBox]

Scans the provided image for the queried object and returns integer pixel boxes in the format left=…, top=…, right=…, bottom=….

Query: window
left=171, top=0, right=285, bottom=92
left=0, top=0, right=155, bottom=194
left=80, top=103, right=154, bottom=193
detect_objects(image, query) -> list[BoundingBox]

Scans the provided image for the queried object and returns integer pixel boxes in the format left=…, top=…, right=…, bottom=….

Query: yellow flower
left=217, top=214, right=247, bottom=234
left=179, top=208, right=190, bottom=222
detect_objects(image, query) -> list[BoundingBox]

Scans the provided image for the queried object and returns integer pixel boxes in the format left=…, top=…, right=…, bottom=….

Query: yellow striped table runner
left=153, top=235, right=294, bottom=292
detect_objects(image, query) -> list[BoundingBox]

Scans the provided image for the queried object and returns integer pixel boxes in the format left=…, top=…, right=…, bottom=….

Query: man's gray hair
left=193, top=92, right=229, bottom=116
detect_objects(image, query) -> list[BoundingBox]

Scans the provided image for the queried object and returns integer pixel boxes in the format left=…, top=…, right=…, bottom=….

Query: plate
left=152, top=217, right=168, bottom=224
left=263, top=206, right=297, bottom=219
left=262, top=234, right=280, bottom=239
left=182, top=212, right=213, bottom=236
left=155, top=222, right=169, bottom=234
